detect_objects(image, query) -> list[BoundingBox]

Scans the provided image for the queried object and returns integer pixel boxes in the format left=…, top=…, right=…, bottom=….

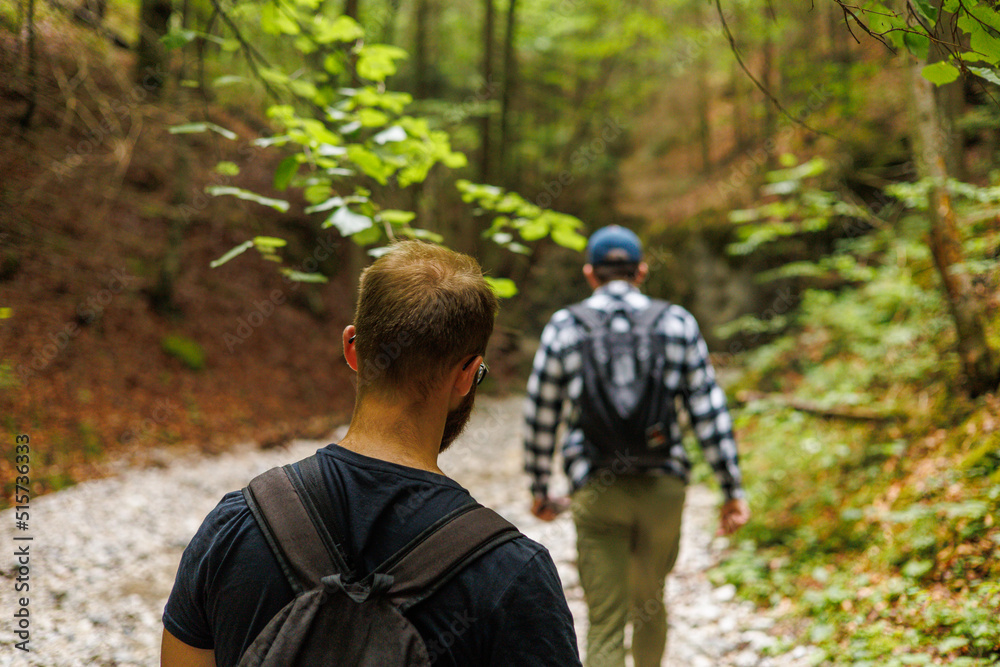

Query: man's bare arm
left=161, top=628, right=216, bottom=667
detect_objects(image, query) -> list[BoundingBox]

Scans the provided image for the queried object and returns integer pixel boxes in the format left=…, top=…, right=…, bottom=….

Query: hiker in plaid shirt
left=523, top=225, right=750, bottom=667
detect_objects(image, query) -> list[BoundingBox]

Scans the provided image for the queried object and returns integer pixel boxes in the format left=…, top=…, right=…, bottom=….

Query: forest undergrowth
left=704, top=175, right=1000, bottom=665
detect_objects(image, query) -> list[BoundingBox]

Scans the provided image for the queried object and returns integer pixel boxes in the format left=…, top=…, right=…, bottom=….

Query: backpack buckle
left=322, top=573, right=395, bottom=603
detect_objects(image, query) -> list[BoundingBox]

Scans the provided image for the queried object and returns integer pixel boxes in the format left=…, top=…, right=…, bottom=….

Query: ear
left=451, top=355, right=481, bottom=399
left=634, top=262, right=649, bottom=285
left=583, top=264, right=601, bottom=290
left=343, top=325, right=358, bottom=372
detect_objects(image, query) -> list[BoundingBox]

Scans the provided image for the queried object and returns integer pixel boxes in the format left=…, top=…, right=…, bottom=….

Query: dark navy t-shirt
left=163, top=444, right=581, bottom=666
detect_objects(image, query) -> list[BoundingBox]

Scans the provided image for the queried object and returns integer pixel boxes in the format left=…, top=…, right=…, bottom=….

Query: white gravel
left=0, top=395, right=815, bottom=666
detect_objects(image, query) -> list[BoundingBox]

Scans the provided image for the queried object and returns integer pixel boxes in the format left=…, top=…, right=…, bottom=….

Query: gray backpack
left=568, top=301, right=674, bottom=472
left=238, top=455, right=520, bottom=666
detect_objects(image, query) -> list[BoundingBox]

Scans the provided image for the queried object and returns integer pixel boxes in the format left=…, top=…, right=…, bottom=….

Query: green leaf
left=937, top=636, right=969, bottom=653
left=168, top=122, right=237, bottom=140
left=305, top=196, right=369, bottom=214
left=904, top=31, right=930, bottom=61
left=252, top=236, right=287, bottom=249
left=324, top=206, right=373, bottom=236
left=485, top=277, right=519, bottom=298
left=253, top=135, right=291, bottom=148
left=205, top=186, right=290, bottom=212
left=161, top=28, right=197, bottom=51
left=213, top=75, right=250, bottom=88
left=312, top=15, right=364, bottom=43
left=921, top=61, right=961, bottom=85
left=260, top=3, right=299, bottom=35
left=404, top=228, right=444, bottom=243
left=346, top=145, right=394, bottom=184
left=350, top=224, right=383, bottom=246
left=304, top=184, right=331, bottom=204
left=968, top=66, right=1000, bottom=85
left=274, top=156, right=299, bottom=191
left=442, top=150, right=468, bottom=169
left=911, top=0, right=937, bottom=24
left=374, top=126, right=407, bottom=144
left=519, top=220, right=549, bottom=241
left=358, top=108, right=390, bottom=127
left=0, top=307, right=12, bottom=319
left=551, top=226, right=588, bottom=251
left=970, top=26, right=1000, bottom=65
left=210, top=241, right=254, bottom=268
left=281, top=269, right=329, bottom=283
left=377, top=210, right=416, bottom=225
left=902, top=559, right=934, bottom=579
left=356, top=45, right=408, bottom=82
left=289, top=79, right=318, bottom=99
left=214, top=161, right=240, bottom=176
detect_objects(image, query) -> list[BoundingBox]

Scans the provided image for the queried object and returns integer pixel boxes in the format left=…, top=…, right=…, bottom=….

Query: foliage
left=726, top=156, right=876, bottom=258
left=166, top=5, right=588, bottom=290
left=457, top=180, right=588, bottom=253
left=714, top=163, right=1000, bottom=663
left=836, top=0, right=1000, bottom=87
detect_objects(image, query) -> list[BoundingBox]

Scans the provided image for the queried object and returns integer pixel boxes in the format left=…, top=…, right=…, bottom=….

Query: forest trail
left=0, top=395, right=813, bottom=666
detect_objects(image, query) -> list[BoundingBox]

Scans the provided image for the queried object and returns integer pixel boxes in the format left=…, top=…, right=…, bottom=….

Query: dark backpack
left=238, top=455, right=520, bottom=667
left=568, top=300, right=674, bottom=472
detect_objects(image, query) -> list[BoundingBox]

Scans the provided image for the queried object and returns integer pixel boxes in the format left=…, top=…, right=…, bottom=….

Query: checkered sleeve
left=679, top=313, right=745, bottom=501
left=523, top=315, right=570, bottom=498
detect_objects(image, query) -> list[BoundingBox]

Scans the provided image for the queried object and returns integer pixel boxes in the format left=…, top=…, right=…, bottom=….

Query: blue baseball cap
left=586, top=225, right=642, bottom=265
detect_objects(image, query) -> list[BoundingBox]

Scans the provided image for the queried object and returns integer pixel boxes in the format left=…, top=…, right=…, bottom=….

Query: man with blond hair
left=163, top=241, right=581, bottom=666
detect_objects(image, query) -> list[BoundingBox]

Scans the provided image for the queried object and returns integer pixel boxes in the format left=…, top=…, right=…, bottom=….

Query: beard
left=440, top=386, right=476, bottom=453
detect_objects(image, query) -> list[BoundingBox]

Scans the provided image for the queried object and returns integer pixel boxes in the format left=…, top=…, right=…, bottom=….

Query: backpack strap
left=243, top=459, right=352, bottom=595
left=567, top=303, right=606, bottom=333
left=568, top=299, right=669, bottom=336
left=632, top=300, right=670, bottom=336
left=383, top=504, right=521, bottom=613
left=245, top=457, right=521, bottom=608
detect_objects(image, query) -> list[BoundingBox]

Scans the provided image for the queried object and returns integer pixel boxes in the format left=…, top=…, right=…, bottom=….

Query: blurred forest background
left=1, top=0, right=999, bottom=661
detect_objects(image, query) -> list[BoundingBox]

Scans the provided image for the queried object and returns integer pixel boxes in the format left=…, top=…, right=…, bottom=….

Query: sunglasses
left=463, top=357, right=489, bottom=386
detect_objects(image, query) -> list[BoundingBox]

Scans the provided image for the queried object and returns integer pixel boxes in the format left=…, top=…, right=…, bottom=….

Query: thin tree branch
left=714, top=0, right=841, bottom=142
left=207, top=0, right=284, bottom=103
left=833, top=0, right=892, bottom=48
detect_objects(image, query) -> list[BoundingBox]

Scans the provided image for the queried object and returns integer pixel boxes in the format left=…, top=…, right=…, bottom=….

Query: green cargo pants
left=571, top=473, right=686, bottom=667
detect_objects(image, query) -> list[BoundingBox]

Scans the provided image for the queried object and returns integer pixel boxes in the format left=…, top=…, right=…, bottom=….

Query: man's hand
left=531, top=495, right=570, bottom=522
left=717, top=498, right=751, bottom=536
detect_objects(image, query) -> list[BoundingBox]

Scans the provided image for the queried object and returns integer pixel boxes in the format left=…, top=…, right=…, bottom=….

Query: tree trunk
left=696, top=5, right=710, bottom=174
left=498, top=0, right=517, bottom=187
left=414, top=0, right=430, bottom=99
left=379, top=0, right=402, bottom=43
left=135, top=0, right=172, bottom=94
left=344, top=0, right=358, bottom=20
left=732, top=59, right=745, bottom=150
left=480, top=0, right=495, bottom=183
left=761, top=30, right=776, bottom=164
left=910, top=58, right=999, bottom=397
left=19, top=0, right=37, bottom=128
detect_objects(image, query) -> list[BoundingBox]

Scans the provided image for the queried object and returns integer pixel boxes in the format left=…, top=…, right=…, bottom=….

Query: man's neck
left=338, top=392, right=446, bottom=475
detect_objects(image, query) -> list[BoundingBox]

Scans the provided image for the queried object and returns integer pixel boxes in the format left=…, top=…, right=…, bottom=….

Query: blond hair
left=353, top=241, right=498, bottom=397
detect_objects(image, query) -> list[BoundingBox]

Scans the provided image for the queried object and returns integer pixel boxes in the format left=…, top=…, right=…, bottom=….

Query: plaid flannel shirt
left=523, top=281, right=745, bottom=501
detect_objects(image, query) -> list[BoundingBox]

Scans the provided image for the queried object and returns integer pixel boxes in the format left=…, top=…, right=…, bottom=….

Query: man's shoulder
left=480, top=530, right=551, bottom=571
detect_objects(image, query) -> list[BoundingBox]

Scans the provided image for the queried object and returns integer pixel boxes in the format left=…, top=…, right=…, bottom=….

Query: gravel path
left=0, top=395, right=814, bottom=666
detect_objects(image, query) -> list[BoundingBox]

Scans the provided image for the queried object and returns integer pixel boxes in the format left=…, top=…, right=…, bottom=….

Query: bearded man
left=162, top=241, right=581, bottom=667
